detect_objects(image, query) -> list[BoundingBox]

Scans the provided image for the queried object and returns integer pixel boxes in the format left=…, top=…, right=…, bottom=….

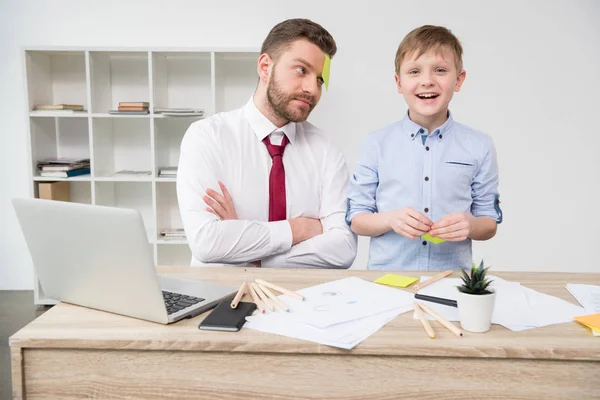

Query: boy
left=346, top=25, right=502, bottom=270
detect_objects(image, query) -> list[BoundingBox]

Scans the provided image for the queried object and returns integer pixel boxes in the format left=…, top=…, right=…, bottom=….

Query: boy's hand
left=387, top=208, right=432, bottom=239
left=203, top=181, right=238, bottom=220
left=429, top=212, right=473, bottom=242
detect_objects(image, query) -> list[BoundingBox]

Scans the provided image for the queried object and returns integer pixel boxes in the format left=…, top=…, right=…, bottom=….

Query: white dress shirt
left=177, top=97, right=357, bottom=268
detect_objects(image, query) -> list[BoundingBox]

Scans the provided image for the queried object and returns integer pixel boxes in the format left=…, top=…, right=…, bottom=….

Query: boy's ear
left=454, top=69, right=467, bottom=92
left=394, top=74, right=403, bottom=94
left=257, top=53, right=273, bottom=83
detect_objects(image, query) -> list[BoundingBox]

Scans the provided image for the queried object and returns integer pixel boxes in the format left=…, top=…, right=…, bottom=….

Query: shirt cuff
left=269, top=220, right=293, bottom=254
left=261, top=220, right=292, bottom=268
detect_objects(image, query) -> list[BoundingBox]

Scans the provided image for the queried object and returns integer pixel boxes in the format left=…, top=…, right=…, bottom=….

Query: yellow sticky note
left=374, top=274, right=419, bottom=288
left=423, top=233, right=445, bottom=244
left=322, top=54, right=331, bottom=91
left=574, top=313, right=600, bottom=331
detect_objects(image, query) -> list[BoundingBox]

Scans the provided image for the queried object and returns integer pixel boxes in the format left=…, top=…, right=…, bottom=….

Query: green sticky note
left=374, top=274, right=419, bottom=288
left=322, top=54, right=331, bottom=91
left=423, top=233, right=445, bottom=244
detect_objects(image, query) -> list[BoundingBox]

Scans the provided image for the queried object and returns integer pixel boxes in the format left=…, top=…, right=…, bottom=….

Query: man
left=177, top=18, right=357, bottom=268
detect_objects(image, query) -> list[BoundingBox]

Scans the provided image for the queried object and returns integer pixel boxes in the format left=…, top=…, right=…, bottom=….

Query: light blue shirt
left=346, top=112, right=502, bottom=271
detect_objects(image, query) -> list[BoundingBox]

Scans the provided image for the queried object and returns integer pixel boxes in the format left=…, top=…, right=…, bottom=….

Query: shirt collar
left=244, top=96, right=297, bottom=144
left=401, top=111, right=454, bottom=142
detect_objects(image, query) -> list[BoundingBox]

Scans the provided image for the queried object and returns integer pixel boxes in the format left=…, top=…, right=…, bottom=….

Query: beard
left=266, top=67, right=316, bottom=123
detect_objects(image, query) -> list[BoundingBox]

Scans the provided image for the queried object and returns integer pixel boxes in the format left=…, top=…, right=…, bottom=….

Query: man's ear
left=257, top=53, right=273, bottom=83
left=455, top=69, right=467, bottom=92
left=395, top=74, right=403, bottom=94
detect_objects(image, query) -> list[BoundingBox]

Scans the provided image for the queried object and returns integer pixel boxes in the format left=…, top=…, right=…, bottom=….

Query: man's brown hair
left=395, top=25, right=463, bottom=75
left=261, top=18, right=337, bottom=62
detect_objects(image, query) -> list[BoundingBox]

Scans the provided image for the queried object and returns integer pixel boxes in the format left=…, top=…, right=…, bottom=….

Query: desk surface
left=10, top=267, right=600, bottom=361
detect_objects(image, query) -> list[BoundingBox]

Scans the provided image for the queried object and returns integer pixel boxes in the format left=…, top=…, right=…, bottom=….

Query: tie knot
left=263, top=135, right=289, bottom=158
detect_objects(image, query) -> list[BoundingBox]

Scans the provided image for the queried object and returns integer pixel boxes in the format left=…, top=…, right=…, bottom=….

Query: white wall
left=1, top=0, right=599, bottom=289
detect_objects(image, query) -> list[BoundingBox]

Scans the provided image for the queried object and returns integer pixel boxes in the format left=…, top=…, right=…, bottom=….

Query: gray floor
left=0, top=291, right=50, bottom=399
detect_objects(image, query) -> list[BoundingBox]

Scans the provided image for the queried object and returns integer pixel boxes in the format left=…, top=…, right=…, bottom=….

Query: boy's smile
left=395, top=49, right=466, bottom=132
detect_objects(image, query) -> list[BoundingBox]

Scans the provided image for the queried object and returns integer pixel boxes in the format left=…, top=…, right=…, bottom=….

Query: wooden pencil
left=247, top=281, right=265, bottom=313
left=252, top=282, right=274, bottom=312
left=413, top=270, right=453, bottom=291
left=258, top=283, right=290, bottom=312
left=255, top=279, right=305, bottom=301
left=419, top=302, right=464, bottom=337
left=414, top=302, right=435, bottom=339
left=230, top=282, right=247, bottom=309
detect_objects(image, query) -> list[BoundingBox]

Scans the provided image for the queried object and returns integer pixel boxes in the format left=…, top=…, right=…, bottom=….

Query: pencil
left=255, top=279, right=305, bottom=301
left=414, top=302, right=435, bottom=339
left=258, top=283, right=290, bottom=312
left=252, top=282, right=275, bottom=312
left=418, top=302, right=464, bottom=337
left=414, top=293, right=458, bottom=308
left=230, top=282, right=247, bottom=309
left=247, top=281, right=266, bottom=313
left=413, top=270, right=453, bottom=291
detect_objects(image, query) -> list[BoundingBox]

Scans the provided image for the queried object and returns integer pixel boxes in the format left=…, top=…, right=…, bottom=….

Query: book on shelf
left=37, top=158, right=90, bottom=177
left=118, top=106, right=148, bottom=111
left=31, top=109, right=87, bottom=115
left=39, top=162, right=90, bottom=172
left=119, top=102, right=149, bottom=107
left=112, top=170, right=152, bottom=176
left=158, top=167, right=178, bottom=177
left=154, top=107, right=204, bottom=116
left=39, top=168, right=91, bottom=178
left=38, top=157, right=90, bottom=165
left=34, top=104, right=85, bottom=111
left=160, top=228, right=186, bottom=238
left=109, top=109, right=150, bottom=115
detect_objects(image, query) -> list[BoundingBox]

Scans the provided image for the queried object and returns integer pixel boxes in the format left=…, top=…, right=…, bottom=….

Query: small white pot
left=456, top=290, right=496, bottom=333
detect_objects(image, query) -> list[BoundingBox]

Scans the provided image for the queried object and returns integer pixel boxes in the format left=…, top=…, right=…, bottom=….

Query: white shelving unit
left=23, top=47, right=259, bottom=304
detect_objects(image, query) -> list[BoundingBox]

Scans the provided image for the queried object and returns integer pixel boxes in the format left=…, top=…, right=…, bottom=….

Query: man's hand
left=429, top=212, right=473, bottom=242
left=203, top=181, right=238, bottom=220
left=387, top=208, right=432, bottom=239
left=289, top=217, right=323, bottom=245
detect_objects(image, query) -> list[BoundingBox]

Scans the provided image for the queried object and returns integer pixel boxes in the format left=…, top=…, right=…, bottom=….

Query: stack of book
left=109, top=102, right=149, bottom=115
left=37, top=158, right=91, bottom=178
left=160, top=228, right=186, bottom=241
left=158, top=167, right=178, bottom=178
left=154, top=107, right=204, bottom=117
left=32, top=104, right=86, bottom=114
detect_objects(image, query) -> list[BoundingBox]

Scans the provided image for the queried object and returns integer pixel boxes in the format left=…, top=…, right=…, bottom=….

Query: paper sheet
left=286, top=277, right=414, bottom=328
left=414, top=275, right=584, bottom=331
left=566, top=284, right=600, bottom=336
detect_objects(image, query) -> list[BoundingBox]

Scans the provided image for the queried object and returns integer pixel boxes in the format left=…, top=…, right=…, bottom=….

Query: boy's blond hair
left=394, top=25, right=463, bottom=75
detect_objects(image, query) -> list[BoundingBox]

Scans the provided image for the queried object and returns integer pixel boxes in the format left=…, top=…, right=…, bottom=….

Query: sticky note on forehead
left=322, top=54, right=331, bottom=91
left=423, top=233, right=445, bottom=244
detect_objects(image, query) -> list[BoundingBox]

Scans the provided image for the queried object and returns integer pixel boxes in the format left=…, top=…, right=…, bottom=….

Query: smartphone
left=198, top=300, right=257, bottom=332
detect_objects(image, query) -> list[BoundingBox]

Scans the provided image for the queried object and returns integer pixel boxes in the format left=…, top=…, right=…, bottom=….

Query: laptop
left=12, top=198, right=237, bottom=324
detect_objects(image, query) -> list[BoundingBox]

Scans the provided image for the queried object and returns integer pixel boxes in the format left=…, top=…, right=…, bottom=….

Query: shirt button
left=422, top=241, right=427, bottom=246
left=424, top=207, right=429, bottom=213
left=419, top=128, right=424, bottom=134
left=425, top=146, right=430, bottom=151
left=411, top=133, right=415, bottom=138
left=439, top=134, right=443, bottom=139
left=424, top=176, right=429, bottom=181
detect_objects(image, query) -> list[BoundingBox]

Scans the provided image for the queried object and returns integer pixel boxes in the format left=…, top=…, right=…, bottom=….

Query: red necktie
left=263, top=134, right=289, bottom=221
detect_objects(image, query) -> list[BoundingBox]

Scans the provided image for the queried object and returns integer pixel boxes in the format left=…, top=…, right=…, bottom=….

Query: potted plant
left=456, top=260, right=496, bottom=333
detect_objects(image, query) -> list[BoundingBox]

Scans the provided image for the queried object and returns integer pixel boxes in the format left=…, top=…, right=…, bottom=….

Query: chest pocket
left=443, top=160, right=476, bottom=194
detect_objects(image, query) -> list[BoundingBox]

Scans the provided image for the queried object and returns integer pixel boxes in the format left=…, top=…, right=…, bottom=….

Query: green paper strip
left=423, top=233, right=445, bottom=244
left=322, top=54, right=331, bottom=91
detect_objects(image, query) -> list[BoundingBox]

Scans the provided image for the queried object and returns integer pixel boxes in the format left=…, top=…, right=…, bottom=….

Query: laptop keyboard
left=162, top=291, right=205, bottom=315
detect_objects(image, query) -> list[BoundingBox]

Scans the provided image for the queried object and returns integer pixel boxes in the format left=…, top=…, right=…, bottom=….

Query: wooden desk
left=10, top=268, right=600, bottom=399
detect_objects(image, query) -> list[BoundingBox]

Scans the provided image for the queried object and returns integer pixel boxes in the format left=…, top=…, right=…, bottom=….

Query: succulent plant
left=458, top=260, right=493, bottom=295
